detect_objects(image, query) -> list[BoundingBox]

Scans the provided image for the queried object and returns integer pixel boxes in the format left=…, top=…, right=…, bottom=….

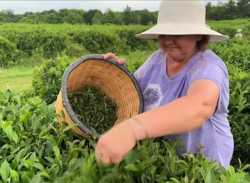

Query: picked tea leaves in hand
left=68, top=84, right=118, bottom=134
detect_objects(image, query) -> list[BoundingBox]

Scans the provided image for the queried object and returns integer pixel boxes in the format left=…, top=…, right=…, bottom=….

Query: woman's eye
left=175, top=35, right=182, bottom=39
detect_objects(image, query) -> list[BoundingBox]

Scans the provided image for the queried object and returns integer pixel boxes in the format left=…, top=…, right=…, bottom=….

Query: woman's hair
left=196, top=35, right=210, bottom=51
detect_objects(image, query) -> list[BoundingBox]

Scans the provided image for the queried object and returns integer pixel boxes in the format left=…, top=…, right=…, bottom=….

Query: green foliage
left=64, top=43, right=90, bottom=58
left=69, top=28, right=127, bottom=54
left=0, top=89, right=249, bottom=182
left=0, top=22, right=246, bottom=68
left=2, top=29, right=71, bottom=59
left=0, top=89, right=84, bottom=183
left=0, top=24, right=158, bottom=67
left=50, top=139, right=250, bottom=183
left=0, top=36, right=18, bottom=68
left=114, top=26, right=157, bottom=51
left=227, top=67, right=250, bottom=167
left=228, top=86, right=250, bottom=167
left=32, top=54, right=74, bottom=104
left=213, top=27, right=239, bottom=38
left=210, top=39, right=250, bottom=70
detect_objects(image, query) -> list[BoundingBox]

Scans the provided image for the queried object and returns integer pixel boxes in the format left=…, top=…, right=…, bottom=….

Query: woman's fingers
left=95, top=147, right=112, bottom=165
left=103, top=52, right=125, bottom=65
left=117, top=58, right=125, bottom=65
left=96, top=151, right=123, bottom=165
left=95, top=140, right=122, bottom=165
left=103, top=52, right=118, bottom=60
left=99, top=154, right=111, bottom=165
left=110, top=154, right=124, bottom=164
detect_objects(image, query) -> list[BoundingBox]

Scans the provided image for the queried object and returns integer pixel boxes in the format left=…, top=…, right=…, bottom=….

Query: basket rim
left=61, top=54, right=144, bottom=137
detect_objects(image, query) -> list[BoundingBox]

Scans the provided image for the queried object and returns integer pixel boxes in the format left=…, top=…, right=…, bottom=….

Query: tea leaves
left=0, top=81, right=250, bottom=182
left=68, top=85, right=118, bottom=134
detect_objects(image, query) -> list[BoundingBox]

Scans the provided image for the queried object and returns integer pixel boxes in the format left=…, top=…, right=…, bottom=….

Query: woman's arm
left=129, top=79, right=220, bottom=140
left=95, top=58, right=228, bottom=165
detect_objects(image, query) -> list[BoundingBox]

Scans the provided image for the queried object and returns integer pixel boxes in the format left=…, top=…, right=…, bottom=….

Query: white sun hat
left=237, top=29, right=242, bottom=32
left=136, top=0, right=228, bottom=42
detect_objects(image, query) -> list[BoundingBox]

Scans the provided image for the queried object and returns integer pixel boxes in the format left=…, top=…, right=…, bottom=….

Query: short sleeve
left=134, top=50, right=163, bottom=83
left=134, top=60, right=150, bottom=84
left=187, top=56, right=229, bottom=89
left=187, top=56, right=230, bottom=113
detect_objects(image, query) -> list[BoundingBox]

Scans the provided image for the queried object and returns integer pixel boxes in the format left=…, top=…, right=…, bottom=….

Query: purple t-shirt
left=134, top=49, right=234, bottom=169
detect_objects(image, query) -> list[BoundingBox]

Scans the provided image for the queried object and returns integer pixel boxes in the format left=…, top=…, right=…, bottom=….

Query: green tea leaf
left=205, top=169, right=216, bottom=183
left=10, top=169, right=19, bottom=182
left=62, top=123, right=77, bottom=133
left=0, top=160, right=10, bottom=181
left=29, top=175, right=42, bottom=183
left=125, top=164, right=139, bottom=171
left=33, top=163, right=45, bottom=171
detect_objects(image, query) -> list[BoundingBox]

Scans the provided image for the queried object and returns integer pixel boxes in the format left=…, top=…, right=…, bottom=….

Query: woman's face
left=158, top=35, right=202, bottom=62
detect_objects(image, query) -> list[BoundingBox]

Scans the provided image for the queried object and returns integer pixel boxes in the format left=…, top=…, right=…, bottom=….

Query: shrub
left=209, top=39, right=250, bottom=169
left=0, top=89, right=249, bottom=182
left=0, top=36, right=19, bottom=68
left=227, top=66, right=250, bottom=167
left=32, top=54, right=74, bottom=104
left=210, top=39, right=250, bottom=71
left=70, top=28, right=128, bottom=54
left=64, top=43, right=90, bottom=58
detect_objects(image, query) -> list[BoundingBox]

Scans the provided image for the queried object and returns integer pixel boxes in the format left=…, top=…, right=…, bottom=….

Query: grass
left=0, top=66, right=33, bottom=91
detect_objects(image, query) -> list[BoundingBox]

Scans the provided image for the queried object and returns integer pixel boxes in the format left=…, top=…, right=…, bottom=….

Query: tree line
left=0, top=0, right=249, bottom=25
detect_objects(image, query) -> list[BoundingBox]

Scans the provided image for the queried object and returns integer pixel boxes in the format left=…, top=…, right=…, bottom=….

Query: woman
left=95, top=0, right=234, bottom=170
left=235, top=29, right=243, bottom=38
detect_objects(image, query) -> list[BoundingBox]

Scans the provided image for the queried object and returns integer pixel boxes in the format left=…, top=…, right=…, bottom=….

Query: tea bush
left=210, top=39, right=250, bottom=71
left=64, top=43, right=90, bottom=58
left=0, top=89, right=249, bottom=183
left=227, top=67, right=250, bottom=167
left=0, top=23, right=240, bottom=67
left=69, top=28, right=128, bottom=54
left=32, top=54, right=75, bottom=104
left=0, top=36, right=19, bottom=68
left=0, top=28, right=71, bottom=59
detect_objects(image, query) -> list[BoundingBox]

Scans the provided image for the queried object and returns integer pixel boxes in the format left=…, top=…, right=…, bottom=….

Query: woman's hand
left=95, top=120, right=137, bottom=165
left=103, top=52, right=126, bottom=66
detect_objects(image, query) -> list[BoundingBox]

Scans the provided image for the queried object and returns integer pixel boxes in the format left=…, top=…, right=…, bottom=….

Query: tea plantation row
left=0, top=88, right=250, bottom=183
left=0, top=25, right=250, bottom=181
left=0, top=23, right=245, bottom=68
left=0, top=38, right=245, bottom=182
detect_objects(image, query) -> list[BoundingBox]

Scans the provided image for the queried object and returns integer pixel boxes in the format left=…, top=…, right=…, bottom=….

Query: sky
left=0, top=1, right=229, bottom=14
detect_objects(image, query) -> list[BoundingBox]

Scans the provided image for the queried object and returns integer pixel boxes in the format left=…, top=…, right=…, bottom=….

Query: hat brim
left=135, top=23, right=228, bottom=42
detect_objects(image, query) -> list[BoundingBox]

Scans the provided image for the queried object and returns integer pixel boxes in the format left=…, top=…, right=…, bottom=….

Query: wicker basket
left=55, top=54, right=144, bottom=139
